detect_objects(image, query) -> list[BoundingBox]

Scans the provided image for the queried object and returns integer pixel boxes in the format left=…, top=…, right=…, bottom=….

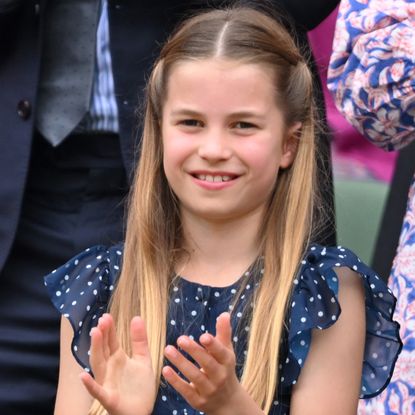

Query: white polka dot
left=174, top=298, right=180, bottom=303
left=173, top=286, right=178, bottom=292
left=246, top=284, right=251, bottom=290
left=72, top=301, right=77, bottom=306
left=318, top=311, right=324, bottom=317
left=201, top=325, right=205, bottom=331
left=95, top=267, right=100, bottom=273
left=79, top=321, right=83, bottom=327
left=352, top=265, right=358, bottom=271
left=309, top=297, right=314, bottom=302
left=86, top=305, right=91, bottom=311
left=170, top=320, right=176, bottom=326
left=300, top=317, right=306, bottom=323
left=331, top=297, right=336, bottom=303
left=291, top=301, right=296, bottom=307
left=86, top=264, right=92, bottom=269
left=64, top=275, right=69, bottom=281
left=370, top=373, right=375, bottom=379
left=382, top=365, right=388, bottom=371
left=293, top=279, right=299, bottom=285
left=331, top=315, right=337, bottom=321
left=162, top=395, right=167, bottom=401
left=379, top=292, right=383, bottom=298
left=286, top=357, right=290, bottom=363
left=74, top=259, right=79, bottom=265
left=300, top=340, right=306, bottom=346
left=214, top=292, right=220, bottom=297
left=298, top=359, right=302, bottom=365
left=87, top=281, right=92, bottom=286
left=237, top=312, right=242, bottom=318
left=231, top=288, right=237, bottom=294
left=191, top=310, right=197, bottom=316
left=56, top=291, right=61, bottom=297
left=317, top=294, right=322, bottom=300
left=74, top=345, right=78, bottom=351
left=370, top=284, right=376, bottom=289
left=233, top=336, right=238, bottom=342
left=93, top=289, right=98, bottom=295
left=372, top=352, right=378, bottom=359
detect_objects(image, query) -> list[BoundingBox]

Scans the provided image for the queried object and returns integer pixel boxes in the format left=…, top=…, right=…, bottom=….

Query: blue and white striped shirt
left=77, top=0, right=119, bottom=134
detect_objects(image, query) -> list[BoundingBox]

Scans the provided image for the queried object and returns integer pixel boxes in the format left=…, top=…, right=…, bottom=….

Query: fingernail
left=177, top=336, right=189, bottom=348
left=165, top=345, right=177, bottom=358
left=201, top=333, right=212, bottom=344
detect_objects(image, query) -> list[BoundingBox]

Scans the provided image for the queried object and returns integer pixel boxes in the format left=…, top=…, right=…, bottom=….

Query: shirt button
left=17, top=100, right=32, bottom=120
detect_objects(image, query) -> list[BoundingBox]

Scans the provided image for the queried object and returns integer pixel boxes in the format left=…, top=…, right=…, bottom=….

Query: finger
left=162, top=365, right=200, bottom=407
left=105, top=314, right=119, bottom=355
left=164, top=344, right=212, bottom=392
left=176, top=335, right=220, bottom=378
left=89, top=326, right=107, bottom=381
left=80, top=371, right=112, bottom=408
left=130, top=316, right=151, bottom=359
left=215, top=312, right=233, bottom=348
left=98, top=314, right=111, bottom=359
left=199, top=332, right=234, bottom=367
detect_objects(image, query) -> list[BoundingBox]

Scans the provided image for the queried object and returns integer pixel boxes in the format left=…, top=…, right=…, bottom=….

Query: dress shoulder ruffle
left=281, top=244, right=402, bottom=399
left=44, top=245, right=123, bottom=371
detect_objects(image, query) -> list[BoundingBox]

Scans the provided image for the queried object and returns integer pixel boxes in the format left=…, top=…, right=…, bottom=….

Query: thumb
left=215, top=312, right=233, bottom=348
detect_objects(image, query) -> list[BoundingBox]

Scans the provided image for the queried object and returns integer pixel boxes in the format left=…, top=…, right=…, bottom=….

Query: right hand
left=80, top=313, right=156, bottom=415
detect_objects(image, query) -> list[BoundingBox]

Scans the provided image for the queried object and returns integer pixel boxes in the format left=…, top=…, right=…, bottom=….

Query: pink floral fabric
left=328, top=1, right=415, bottom=413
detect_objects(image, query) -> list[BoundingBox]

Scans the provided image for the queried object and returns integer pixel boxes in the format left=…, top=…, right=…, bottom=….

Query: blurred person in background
left=328, top=0, right=415, bottom=413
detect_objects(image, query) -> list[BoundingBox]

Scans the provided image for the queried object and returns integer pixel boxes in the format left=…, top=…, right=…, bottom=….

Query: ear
left=279, top=122, right=301, bottom=169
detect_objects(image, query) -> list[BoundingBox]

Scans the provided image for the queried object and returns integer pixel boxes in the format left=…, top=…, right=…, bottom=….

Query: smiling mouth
left=193, top=174, right=236, bottom=183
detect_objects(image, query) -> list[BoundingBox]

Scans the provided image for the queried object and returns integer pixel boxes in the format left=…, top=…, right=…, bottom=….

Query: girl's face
left=162, top=58, right=297, bottom=223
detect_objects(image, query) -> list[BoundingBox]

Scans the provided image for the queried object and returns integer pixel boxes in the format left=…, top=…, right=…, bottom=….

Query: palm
left=81, top=314, right=157, bottom=415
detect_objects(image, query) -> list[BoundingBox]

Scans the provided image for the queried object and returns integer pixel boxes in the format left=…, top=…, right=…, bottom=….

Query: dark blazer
left=0, top=0, right=338, bottom=271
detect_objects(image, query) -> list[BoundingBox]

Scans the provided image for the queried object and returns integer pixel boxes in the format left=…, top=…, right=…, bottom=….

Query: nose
left=197, top=128, right=232, bottom=162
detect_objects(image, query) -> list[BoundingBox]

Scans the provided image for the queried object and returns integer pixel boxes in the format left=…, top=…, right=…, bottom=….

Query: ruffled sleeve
left=280, top=244, right=402, bottom=398
left=327, top=0, right=415, bottom=151
left=44, top=245, right=123, bottom=371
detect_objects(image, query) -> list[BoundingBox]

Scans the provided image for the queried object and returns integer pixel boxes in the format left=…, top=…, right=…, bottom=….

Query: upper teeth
left=196, top=174, right=232, bottom=182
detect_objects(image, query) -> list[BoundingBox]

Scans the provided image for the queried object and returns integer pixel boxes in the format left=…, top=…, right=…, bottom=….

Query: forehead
left=163, top=58, right=278, bottom=112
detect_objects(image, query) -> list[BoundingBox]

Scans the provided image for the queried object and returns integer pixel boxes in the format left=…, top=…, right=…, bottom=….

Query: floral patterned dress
left=328, top=1, right=415, bottom=413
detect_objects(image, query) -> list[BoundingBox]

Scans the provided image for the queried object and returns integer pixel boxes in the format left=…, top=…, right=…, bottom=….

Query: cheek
left=241, top=140, right=282, bottom=171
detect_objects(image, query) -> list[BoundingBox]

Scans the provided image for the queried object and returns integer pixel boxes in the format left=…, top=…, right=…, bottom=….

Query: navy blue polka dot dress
left=44, top=244, right=402, bottom=414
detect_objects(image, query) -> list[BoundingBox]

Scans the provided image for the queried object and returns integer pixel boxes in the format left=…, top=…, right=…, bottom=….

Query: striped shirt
left=76, top=0, right=119, bottom=134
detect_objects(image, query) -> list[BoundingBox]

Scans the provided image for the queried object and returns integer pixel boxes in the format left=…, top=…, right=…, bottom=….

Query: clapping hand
left=80, top=313, right=156, bottom=415
left=162, top=312, right=249, bottom=415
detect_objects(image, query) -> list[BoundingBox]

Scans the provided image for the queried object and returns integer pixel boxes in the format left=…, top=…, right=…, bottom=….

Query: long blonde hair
left=91, top=5, right=320, bottom=414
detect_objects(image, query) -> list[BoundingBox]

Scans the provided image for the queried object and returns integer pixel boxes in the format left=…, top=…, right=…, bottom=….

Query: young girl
left=45, top=5, right=401, bottom=415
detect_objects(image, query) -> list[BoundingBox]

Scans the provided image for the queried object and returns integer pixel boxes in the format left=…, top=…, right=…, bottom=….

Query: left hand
left=162, top=312, right=246, bottom=414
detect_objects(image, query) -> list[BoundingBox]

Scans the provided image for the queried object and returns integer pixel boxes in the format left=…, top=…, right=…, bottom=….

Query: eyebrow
left=169, top=109, right=266, bottom=119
